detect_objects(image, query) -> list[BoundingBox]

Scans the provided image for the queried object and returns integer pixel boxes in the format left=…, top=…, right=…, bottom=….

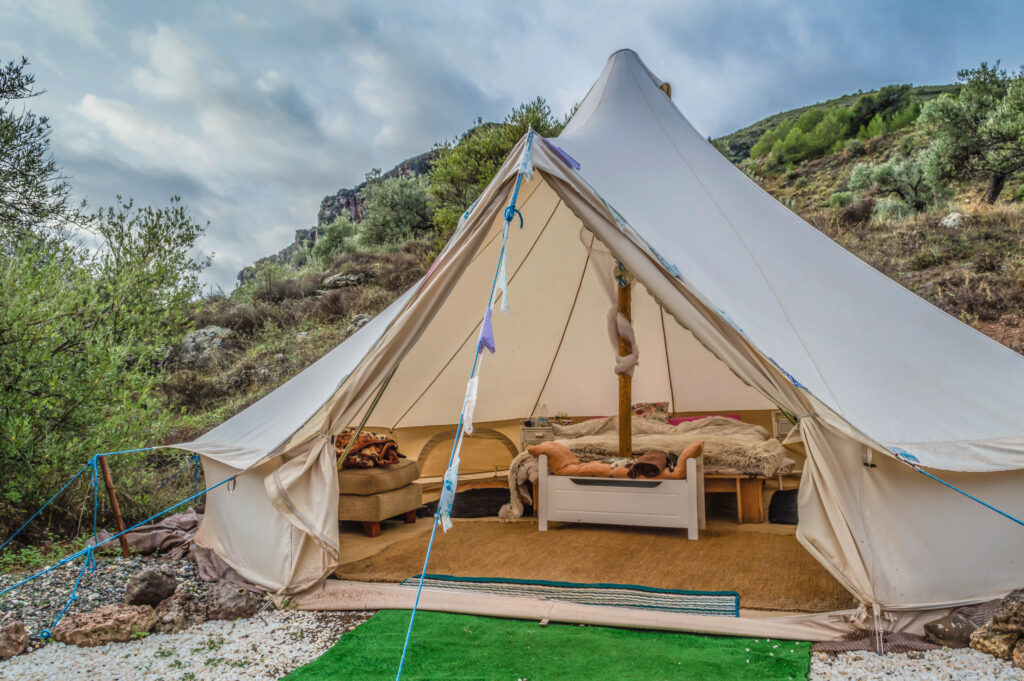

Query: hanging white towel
left=462, top=376, right=479, bottom=436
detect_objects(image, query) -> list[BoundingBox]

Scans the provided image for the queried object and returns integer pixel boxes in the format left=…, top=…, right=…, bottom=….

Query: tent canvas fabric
left=173, top=50, right=1024, bottom=631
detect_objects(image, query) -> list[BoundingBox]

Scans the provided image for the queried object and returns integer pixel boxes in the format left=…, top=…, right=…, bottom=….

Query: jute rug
left=336, top=520, right=856, bottom=613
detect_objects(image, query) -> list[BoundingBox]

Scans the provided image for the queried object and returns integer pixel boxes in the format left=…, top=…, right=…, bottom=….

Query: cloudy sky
left=2, top=1, right=1022, bottom=290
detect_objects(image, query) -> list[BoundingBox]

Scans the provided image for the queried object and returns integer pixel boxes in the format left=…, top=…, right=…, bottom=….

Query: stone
left=969, top=622, right=1019, bottom=659
left=924, top=610, right=977, bottom=648
left=1015, top=639, right=1024, bottom=669
left=206, top=582, right=261, bottom=620
left=990, top=588, right=1024, bottom=634
left=153, top=591, right=207, bottom=634
left=0, top=622, right=27, bottom=660
left=345, top=314, right=373, bottom=336
left=51, top=605, right=156, bottom=647
left=940, top=212, right=968, bottom=228
left=322, top=272, right=367, bottom=289
left=177, top=326, right=233, bottom=368
left=123, top=567, right=178, bottom=607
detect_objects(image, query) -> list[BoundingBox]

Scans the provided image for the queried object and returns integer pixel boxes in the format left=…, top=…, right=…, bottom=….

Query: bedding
left=529, top=440, right=703, bottom=479
left=550, top=415, right=786, bottom=478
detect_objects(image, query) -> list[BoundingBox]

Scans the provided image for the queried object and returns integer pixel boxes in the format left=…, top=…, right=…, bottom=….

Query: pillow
left=631, top=401, right=669, bottom=422
left=667, top=414, right=741, bottom=426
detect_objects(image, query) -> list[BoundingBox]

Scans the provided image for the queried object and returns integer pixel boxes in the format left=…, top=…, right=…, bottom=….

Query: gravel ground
left=810, top=649, right=1024, bottom=680
left=0, top=555, right=208, bottom=644
left=0, top=609, right=372, bottom=680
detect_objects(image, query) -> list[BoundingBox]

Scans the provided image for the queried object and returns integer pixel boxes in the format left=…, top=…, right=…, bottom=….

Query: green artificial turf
left=284, top=609, right=811, bottom=681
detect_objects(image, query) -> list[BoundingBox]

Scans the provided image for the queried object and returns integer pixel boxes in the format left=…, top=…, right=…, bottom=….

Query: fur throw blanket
left=551, top=415, right=785, bottom=477
left=499, top=451, right=538, bottom=519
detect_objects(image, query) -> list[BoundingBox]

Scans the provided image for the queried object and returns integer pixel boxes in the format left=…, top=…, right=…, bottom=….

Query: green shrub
left=829, top=191, right=854, bottom=208
left=849, top=153, right=953, bottom=215
left=311, top=216, right=358, bottom=267
left=359, top=174, right=434, bottom=246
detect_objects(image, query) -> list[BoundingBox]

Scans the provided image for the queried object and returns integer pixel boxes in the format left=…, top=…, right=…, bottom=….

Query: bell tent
left=175, top=49, right=1024, bottom=634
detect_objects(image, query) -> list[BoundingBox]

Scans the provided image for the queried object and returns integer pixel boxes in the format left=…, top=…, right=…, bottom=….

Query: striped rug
left=400, top=574, right=739, bottom=617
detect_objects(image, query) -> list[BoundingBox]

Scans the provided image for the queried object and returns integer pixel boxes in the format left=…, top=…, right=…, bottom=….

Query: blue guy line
left=910, top=462, right=1024, bottom=528
left=395, top=130, right=535, bottom=681
left=0, top=474, right=236, bottom=601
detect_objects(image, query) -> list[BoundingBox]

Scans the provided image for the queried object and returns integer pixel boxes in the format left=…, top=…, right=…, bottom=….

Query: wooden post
left=617, top=269, right=632, bottom=458
left=98, top=456, right=131, bottom=558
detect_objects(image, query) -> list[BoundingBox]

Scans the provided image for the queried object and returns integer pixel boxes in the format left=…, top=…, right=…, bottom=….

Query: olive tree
left=918, top=62, right=1024, bottom=203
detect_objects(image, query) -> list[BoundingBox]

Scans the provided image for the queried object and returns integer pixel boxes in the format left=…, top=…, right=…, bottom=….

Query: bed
left=523, top=415, right=792, bottom=530
left=536, top=445, right=706, bottom=539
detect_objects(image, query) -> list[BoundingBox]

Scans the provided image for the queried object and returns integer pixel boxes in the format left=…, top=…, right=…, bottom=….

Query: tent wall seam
left=626, top=63, right=841, bottom=412
left=659, top=306, right=676, bottom=413
left=388, top=192, right=563, bottom=430
left=529, top=231, right=594, bottom=418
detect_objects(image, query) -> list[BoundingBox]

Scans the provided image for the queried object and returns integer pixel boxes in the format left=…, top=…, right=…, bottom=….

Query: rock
left=924, top=610, right=977, bottom=648
left=969, top=622, right=1019, bottom=659
left=1015, top=639, right=1024, bottom=669
left=990, top=588, right=1024, bottom=633
left=178, top=326, right=233, bottom=368
left=345, top=314, right=373, bottom=336
left=322, top=272, right=368, bottom=289
left=0, top=622, right=27, bottom=660
left=123, top=568, right=177, bottom=607
left=295, top=331, right=311, bottom=341
left=940, top=212, right=968, bottom=228
left=153, top=591, right=207, bottom=634
left=206, top=582, right=261, bottom=620
left=51, top=605, right=156, bottom=647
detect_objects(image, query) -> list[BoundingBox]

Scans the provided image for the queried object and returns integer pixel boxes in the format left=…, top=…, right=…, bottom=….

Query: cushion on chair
left=338, top=458, right=420, bottom=495
left=338, top=483, right=422, bottom=522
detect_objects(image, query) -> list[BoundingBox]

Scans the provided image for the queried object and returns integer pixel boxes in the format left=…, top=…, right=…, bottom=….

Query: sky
left=2, top=0, right=1023, bottom=291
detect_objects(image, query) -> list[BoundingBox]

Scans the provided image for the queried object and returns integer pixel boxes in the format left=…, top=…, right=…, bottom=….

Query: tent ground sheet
left=334, top=519, right=855, bottom=613
left=283, top=609, right=812, bottom=681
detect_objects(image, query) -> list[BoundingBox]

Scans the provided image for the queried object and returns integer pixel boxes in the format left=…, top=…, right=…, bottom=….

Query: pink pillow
left=668, top=414, right=741, bottom=426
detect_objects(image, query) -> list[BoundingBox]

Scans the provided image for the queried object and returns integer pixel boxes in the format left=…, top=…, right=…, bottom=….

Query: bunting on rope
left=478, top=308, right=496, bottom=354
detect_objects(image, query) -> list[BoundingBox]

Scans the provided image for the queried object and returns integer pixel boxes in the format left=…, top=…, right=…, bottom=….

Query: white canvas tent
left=176, top=49, right=1024, bottom=633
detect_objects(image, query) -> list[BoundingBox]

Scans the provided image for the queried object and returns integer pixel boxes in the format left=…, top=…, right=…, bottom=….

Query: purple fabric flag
left=542, top=137, right=581, bottom=170
left=478, top=307, right=496, bottom=354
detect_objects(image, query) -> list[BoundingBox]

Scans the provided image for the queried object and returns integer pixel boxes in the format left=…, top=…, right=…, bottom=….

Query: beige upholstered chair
left=337, top=458, right=422, bottom=537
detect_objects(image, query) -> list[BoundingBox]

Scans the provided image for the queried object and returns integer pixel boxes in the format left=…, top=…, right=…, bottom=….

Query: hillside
left=714, top=83, right=959, bottom=162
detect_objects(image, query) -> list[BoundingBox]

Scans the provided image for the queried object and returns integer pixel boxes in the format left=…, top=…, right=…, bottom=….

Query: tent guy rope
left=395, top=129, right=535, bottom=681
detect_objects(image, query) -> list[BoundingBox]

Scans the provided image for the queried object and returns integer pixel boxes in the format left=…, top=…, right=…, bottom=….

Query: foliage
left=749, top=85, right=920, bottom=168
left=848, top=152, right=953, bottom=215
left=828, top=191, right=854, bottom=208
left=0, top=60, right=206, bottom=541
left=429, top=97, right=563, bottom=243
left=311, top=215, right=358, bottom=267
left=0, top=58, right=83, bottom=237
left=917, top=61, right=1024, bottom=203
left=359, top=174, right=434, bottom=246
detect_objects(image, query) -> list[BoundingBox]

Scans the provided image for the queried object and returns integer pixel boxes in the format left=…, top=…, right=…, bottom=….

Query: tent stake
left=618, top=269, right=632, bottom=458
left=337, top=370, right=396, bottom=470
left=97, top=456, right=131, bottom=558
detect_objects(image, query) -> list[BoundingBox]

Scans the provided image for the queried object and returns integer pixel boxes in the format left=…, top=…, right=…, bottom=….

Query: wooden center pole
left=98, top=455, right=131, bottom=558
left=618, top=275, right=632, bottom=458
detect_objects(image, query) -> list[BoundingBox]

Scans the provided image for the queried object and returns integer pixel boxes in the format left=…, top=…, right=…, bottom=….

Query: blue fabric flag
left=478, top=308, right=496, bottom=354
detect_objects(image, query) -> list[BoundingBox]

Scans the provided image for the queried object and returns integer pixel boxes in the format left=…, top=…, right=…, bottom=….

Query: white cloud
left=74, top=94, right=214, bottom=172
left=0, top=0, right=102, bottom=49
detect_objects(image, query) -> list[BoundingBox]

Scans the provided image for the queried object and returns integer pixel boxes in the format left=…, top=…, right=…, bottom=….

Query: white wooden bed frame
left=537, top=454, right=706, bottom=539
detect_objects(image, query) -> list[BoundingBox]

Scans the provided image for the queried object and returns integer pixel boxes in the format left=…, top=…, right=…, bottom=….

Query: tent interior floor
left=335, top=509, right=855, bottom=613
